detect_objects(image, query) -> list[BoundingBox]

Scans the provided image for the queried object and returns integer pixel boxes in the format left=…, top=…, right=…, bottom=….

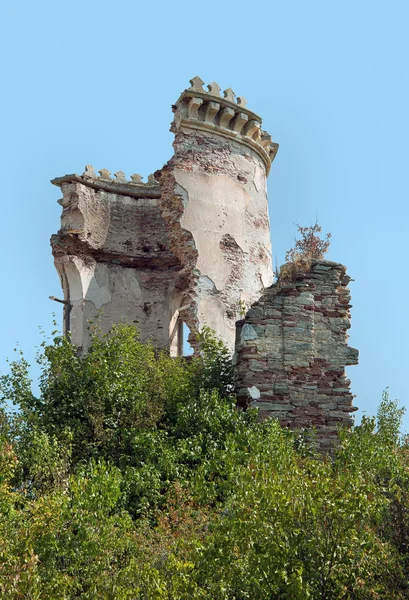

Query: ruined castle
left=51, top=77, right=358, bottom=449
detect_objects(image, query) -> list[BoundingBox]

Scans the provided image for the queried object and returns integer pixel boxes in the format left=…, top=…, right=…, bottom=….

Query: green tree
left=1, top=324, right=409, bottom=598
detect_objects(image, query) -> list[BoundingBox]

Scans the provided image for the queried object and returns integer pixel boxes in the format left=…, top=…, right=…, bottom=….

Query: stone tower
left=51, top=77, right=278, bottom=352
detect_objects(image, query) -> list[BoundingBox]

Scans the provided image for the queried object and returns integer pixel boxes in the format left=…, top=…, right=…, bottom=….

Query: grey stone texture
left=234, top=260, right=359, bottom=451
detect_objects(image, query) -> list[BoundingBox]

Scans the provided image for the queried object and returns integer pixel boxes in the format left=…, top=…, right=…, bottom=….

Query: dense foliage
left=1, top=324, right=408, bottom=598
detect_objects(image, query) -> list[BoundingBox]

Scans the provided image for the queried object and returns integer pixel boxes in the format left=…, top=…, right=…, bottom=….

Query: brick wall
left=234, top=260, right=359, bottom=450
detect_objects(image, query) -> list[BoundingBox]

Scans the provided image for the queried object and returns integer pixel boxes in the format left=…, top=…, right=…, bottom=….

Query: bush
left=1, top=325, right=409, bottom=598
left=285, top=220, right=331, bottom=263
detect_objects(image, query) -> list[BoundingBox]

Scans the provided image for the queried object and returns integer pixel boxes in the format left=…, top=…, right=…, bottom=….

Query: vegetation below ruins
left=1, top=324, right=409, bottom=599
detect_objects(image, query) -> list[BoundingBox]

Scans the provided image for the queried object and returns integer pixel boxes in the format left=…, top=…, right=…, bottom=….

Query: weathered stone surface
left=153, top=78, right=278, bottom=351
left=157, top=152, right=274, bottom=349
left=51, top=175, right=182, bottom=351
left=234, top=260, right=359, bottom=451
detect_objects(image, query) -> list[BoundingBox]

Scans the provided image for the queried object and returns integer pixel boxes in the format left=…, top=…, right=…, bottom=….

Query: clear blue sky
left=1, top=1, right=408, bottom=429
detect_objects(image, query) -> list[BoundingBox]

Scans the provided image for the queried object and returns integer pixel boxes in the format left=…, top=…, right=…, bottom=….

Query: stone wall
left=234, top=260, right=359, bottom=450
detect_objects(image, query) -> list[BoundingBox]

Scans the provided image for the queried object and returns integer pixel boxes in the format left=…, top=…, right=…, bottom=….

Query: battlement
left=51, top=166, right=161, bottom=199
left=172, top=77, right=278, bottom=174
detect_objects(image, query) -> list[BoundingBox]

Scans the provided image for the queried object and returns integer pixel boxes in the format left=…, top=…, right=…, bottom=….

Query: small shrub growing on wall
left=285, top=220, right=331, bottom=263
left=280, top=220, right=331, bottom=281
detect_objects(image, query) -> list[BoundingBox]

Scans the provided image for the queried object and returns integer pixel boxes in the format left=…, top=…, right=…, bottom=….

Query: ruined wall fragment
left=234, top=260, right=359, bottom=450
left=51, top=170, right=183, bottom=350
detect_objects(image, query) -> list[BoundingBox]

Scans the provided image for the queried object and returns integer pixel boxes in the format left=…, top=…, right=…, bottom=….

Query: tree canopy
left=0, top=324, right=408, bottom=598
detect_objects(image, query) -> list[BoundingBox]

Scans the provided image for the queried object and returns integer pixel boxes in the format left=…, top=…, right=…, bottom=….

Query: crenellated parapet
left=51, top=166, right=160, bottom=199
left=50, top=164, right=178, bottom=269
left=171, top=76, right=278, bottom=174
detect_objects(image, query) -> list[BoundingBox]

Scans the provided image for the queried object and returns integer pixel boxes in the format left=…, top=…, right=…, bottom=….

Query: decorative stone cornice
left=51, top=166, right=161, bottom=199
left=172, top=76, right=279, bottom=175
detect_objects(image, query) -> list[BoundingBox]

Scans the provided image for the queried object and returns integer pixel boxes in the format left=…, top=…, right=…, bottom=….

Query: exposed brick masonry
left=234, top=260, right=359, bottom=451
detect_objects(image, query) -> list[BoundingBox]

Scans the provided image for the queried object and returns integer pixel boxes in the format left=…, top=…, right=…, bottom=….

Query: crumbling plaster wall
left=158, top=134, right=274, bottom=350
left=155, top=79, right=278, bottom=351
left=234, top=260, right=359, bottom=450
left=51, top=176, right=182, bottom=350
